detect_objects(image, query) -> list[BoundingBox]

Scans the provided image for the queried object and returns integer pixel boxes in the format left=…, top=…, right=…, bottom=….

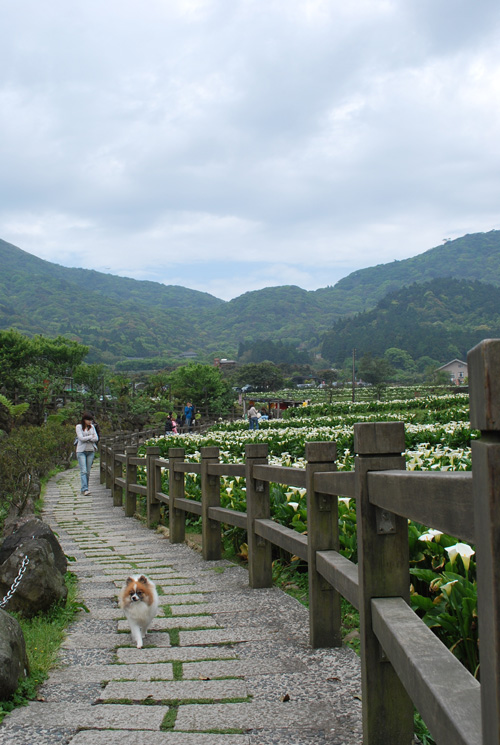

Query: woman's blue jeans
left=77, top=450, right=95, bottom=493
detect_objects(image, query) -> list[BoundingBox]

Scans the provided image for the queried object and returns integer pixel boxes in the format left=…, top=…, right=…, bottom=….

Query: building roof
left=436, top=359, right=468, bottom=371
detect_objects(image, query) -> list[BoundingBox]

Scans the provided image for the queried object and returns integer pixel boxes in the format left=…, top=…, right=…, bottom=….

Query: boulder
left=0, top=518, right=67, bottom=575
left=0, top=541, right=68, bottom=617
left=0, top=608, right=29, bottom=698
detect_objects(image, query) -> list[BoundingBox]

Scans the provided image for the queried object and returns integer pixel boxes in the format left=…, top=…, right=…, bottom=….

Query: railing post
left=201, top=447, right=222, bottom=561
left=124, top=446, right=138, bottom=517
left=146, top=446, right=161, bottom=528
left=105, top=441, right=114, bottom=490
left=469, top=339, right=500, bottom=745
left=306, top=441, right=340, bottom=648
left=112, top=448, right=123, bottom=507
left=99, top=436, right=107, bottom=484
left=354, top=421, right=413, bottom=745
left=245, top=443, right=272, bottom=588
left=168, top=448, right=186, bottom=544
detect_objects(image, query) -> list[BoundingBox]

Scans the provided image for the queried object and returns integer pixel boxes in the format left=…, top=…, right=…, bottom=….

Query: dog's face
left=119, top=575, right=156, bottom=609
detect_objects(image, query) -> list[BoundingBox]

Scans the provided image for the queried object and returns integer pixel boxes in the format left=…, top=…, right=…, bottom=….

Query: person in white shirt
left=248, top=405, right=260, bottom=430
left=75, top=412, right=98, bottom=495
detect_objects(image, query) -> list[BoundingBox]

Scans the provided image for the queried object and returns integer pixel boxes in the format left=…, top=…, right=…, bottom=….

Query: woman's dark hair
left=81, top=412, right=93, bottom=428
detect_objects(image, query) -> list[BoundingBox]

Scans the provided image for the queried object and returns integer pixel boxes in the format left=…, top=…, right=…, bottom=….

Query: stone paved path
left=0, top=465, right=362, bottom=745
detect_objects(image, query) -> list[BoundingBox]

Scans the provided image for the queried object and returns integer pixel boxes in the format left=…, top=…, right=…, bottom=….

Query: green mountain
left=0, top=239, right=224, bottom=363
left=322, top=230, right=500, bottom=312
left=1, top=230, right=500, bottom=365
left=321, top=277, right=500, bottom=365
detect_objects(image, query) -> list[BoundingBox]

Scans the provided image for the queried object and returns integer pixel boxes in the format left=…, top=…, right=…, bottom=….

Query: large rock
left=0, top=518, right=67, bottom=575
left=0, top=541, right=68, bottom=617
left=0, top=608, right=29, bottom=698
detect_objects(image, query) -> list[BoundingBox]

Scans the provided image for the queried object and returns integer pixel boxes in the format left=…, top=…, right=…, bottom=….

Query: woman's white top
left=75, top=424, right=98, bottom=453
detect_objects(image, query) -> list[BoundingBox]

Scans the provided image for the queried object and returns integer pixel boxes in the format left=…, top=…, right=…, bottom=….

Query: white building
left=436, top=359, right=468, bottom=384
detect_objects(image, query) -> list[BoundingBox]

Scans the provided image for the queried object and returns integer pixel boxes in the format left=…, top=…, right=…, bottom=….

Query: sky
left=1, top=1, right=499, bottom=301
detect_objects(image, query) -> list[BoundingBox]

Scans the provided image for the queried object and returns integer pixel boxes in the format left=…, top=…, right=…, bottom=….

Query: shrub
left=0, top=422, right=74, bottom=533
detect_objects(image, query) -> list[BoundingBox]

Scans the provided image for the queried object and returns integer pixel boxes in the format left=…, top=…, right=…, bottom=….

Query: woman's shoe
left=84, top=490, right=91, bottom=496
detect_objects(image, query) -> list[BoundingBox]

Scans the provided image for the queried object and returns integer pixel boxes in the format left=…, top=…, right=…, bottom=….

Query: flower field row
left=144, top=389, right=478, bottom=675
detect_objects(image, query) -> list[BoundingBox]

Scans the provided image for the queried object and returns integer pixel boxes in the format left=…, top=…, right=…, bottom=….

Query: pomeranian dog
left=118, top=575, right=159, bottom=649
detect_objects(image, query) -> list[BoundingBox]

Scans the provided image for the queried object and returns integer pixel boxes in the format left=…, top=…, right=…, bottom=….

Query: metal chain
left=0, top=555, right=30, bottom=609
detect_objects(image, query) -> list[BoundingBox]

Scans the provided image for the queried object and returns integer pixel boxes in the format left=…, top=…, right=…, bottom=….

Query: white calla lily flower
left=418, top=529, right=443, bottom=543
left=446, top=542, right=475, bottom=570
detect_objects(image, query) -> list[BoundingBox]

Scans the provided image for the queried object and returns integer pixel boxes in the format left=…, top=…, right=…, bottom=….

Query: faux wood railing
left=98, top=339, right=500, bottom=745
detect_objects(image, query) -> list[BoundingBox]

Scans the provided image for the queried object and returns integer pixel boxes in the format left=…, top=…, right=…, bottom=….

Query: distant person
left=184, top=402, right=195, bottom=431
left=165, top=413, right=174, bottom=435
left=75, top=412, right=98, bottom=495
left=248, top=405, right=260, bottom=430
left=90, top=413, right=101, bottom=441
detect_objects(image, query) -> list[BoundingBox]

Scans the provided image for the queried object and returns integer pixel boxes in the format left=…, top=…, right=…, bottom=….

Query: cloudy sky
left=1, top=1, right=499, bottom=300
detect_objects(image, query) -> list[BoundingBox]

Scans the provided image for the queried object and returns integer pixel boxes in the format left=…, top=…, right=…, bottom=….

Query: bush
left=0, top=422, right=74, bottom=533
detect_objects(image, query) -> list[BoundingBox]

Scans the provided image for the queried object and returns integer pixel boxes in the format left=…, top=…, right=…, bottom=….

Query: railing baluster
left=124, top=445, right=138, bottom=517
left=246, top=443, right=272, bottom=588
left=146, top=446, right=161, bottom=527
left=306, top=441, right=340, bottom=648
left=168, top=447, right=186, bottom=543
left=201, top=446, right=222, bottom=561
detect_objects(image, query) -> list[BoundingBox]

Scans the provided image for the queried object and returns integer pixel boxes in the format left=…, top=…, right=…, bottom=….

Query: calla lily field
left=145, top=389, right=479, bottom=680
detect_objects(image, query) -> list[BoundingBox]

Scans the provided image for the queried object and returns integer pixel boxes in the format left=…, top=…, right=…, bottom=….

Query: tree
left=232, top=361, right=285, bottom=391
left=384, top=348, right=416, bottom=373
left=358, top=354, right=394, bottom=400
left=74, top=363, right=107, bottom=408
left=168, top=364, right=234, bottom=417
left=0, top=330, right=89, bottom=423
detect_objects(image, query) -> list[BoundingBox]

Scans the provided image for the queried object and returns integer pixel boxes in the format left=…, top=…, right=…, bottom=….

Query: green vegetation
left=0, top=330, right=88, bottom=426
left=322, top=277, right=500, bottom=365
left=2, top=230, right=500, bottom=365
left=0, top=572, right=83, bottom=723
left=0, top=420, right=75, bottom=534
left=168, top=363, right=234, bottom=418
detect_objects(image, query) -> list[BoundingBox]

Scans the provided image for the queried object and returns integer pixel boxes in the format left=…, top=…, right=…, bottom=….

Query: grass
left=0, top=572, right=85, bottom=723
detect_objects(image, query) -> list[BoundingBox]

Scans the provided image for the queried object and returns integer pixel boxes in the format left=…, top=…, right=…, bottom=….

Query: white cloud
left=0, top=0, right=499, bottom=299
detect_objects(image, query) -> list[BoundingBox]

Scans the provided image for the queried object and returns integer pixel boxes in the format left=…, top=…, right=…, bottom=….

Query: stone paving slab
left=170, top=602, right=250, bottom=615
left=69, top=733, right=250, bottom=745
left=62, top=632, right=172, bottom=648
left=175, top=699, right=363, bottom=733
left=71, top=607, right=124, bottom=619
left=98, top=679, right=248, bottom=702
left=160, top=592, right=207, bottom=603
left=78, top=587, right=122, bottom=598
left=178, top=628, right=275, bottom=646
left=182, top=659, right=290, bottom=679
left=116, top=646, right=238, bottom=664
left=117, top=617, right=219, bottom=632
left=48, top=663, right=175, bottom=683
left=3, top=702, right=169, bottom=730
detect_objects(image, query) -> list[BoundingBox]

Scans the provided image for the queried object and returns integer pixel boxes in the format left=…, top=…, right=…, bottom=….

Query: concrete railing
left=98, top=338, right=500, bottom=745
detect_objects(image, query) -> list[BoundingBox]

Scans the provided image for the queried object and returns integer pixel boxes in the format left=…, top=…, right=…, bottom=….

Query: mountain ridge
left=1, top=230, right=500, bottom=364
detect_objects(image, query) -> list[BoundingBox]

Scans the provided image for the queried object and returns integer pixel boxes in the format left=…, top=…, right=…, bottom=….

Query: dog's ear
left=138, top=575, right=148, bottom=585
left=125, top=577, right=134, bottom=585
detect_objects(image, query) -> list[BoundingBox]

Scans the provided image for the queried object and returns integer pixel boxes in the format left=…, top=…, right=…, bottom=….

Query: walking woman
left=76, top=412, right=98, bottom=495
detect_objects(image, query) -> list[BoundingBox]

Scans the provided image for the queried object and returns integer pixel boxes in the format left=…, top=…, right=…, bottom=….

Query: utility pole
left=352, top=348, right=356, bottom=402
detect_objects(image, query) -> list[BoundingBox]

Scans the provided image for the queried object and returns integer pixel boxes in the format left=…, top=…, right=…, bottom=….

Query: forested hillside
left=324, top=231, right=500, bottom=312
left=321, top=278, right=500, bottom=365
left=1, top=230, right=500, bottom=366
left=0, top=239, right=224, bottom=363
